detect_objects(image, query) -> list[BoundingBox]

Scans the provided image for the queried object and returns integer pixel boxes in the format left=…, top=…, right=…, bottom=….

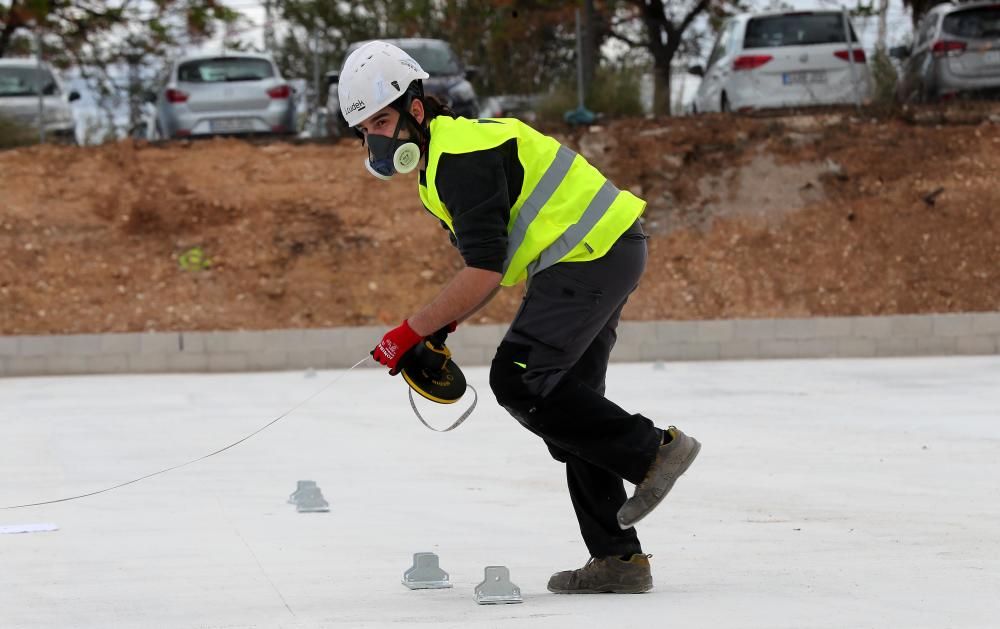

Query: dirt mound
left=1, top=109, right=998, bottom=335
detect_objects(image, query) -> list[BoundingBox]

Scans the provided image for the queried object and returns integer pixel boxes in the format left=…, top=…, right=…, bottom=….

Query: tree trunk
left=0, top=19, right=21, bottom=58
left=876, top=0, right=889, bottom=52
left=650, top=36, right=681, bottom=116
left=639, top=2, right=684, bottom=117
left=581, top=0, right=596, bottom=100
left=654, top=60, right=671, bottom=116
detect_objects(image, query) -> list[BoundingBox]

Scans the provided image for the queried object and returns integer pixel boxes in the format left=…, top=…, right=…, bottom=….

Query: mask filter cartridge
left=393, top=142, right=420, bottom=174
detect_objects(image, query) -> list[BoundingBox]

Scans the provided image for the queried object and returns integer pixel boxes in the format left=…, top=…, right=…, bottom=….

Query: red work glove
left=371, top=320, right=423, bottom=375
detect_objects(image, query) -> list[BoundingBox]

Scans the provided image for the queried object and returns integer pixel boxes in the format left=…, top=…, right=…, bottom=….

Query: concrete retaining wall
left=2, top=312, right=998, bottom=377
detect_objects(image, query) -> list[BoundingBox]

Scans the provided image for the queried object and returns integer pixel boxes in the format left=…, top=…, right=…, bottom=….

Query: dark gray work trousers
left=489, top=221, right=663, bottom=559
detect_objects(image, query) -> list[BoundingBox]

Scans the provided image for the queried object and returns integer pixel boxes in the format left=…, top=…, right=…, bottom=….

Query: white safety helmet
left=338, top=41, right=430, bottom=128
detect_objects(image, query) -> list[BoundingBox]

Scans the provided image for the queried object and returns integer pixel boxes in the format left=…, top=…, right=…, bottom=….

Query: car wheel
left=721, top=93, right=731, bottom=113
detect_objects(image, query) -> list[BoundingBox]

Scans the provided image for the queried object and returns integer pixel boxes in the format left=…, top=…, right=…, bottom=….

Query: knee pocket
left=490, top=341, right=535, bottom=413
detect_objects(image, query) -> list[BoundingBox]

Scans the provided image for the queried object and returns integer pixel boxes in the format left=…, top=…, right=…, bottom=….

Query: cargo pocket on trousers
left=511, top=268, right=604, bottom=351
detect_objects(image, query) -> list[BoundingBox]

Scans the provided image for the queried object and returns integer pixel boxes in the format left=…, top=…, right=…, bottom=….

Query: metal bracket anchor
left=402, top=552, right=453, bottom=589
left=288, top=480, right=329, bottom=513
left=474, top=565, right=522, bottom=604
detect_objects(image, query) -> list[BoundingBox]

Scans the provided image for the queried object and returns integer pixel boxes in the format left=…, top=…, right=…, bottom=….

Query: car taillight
left=834, top=49, right=867, bottom=63
left=165, top=88, right=188, bottom=103
left=267, top=84, right=291, bottom=99
left=931, top=40, right=967, bottom=58
left=733, top=55, right=773, bottom=71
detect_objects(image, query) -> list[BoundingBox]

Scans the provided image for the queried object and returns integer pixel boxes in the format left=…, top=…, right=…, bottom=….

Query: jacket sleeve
left=435, top=147, right=512, bottom=274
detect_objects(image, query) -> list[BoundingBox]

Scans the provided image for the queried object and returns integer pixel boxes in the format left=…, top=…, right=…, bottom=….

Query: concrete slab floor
left=2, top=356, right=999, bottom=628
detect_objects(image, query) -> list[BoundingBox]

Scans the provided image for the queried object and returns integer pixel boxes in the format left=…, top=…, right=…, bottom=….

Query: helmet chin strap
left=392, top=113, right=426, bottom=174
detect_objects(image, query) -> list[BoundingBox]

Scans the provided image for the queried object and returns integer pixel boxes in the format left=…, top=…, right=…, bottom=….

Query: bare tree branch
left=679, top=0, right=711, bottom=36
left=607, top=29, right=645, bottom=48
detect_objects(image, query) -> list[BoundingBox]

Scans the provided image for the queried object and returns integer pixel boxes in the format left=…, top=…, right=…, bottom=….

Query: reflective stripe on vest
left=501, top=145, right=576, bottom=277
left=419, top=117, right=645, bottom=286
left=527, top=179, right=620, bottom=278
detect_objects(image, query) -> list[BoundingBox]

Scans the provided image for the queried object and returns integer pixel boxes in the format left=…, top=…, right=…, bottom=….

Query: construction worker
left=339, top=41, right=701, bottom=594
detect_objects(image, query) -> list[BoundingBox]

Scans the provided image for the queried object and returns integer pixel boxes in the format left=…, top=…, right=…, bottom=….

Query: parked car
left=0, top=58, right=80, bottom=142
left=894, top=1, right=1000, bottom=102
left=689, top=10, right=872, bottom=113
left=151, top=52, right=295, bottom=140
left=478, top=94, right=539, bottom=122
left=326, top=38, right=479, bottom=137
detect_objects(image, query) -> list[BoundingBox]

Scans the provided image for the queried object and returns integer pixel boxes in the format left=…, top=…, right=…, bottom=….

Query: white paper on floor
left=0, top=523, right=59, bottom=534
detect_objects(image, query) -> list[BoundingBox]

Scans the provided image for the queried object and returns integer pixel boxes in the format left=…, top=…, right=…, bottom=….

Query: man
left=339, top=40, right=701, bottom=593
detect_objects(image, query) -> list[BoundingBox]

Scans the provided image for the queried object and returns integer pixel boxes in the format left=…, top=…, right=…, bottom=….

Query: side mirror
left=687, top=65, right=705, bottom=77
left=889, top=45, right=910, bottom=59
left=464, top=65, right=480, bottom=80
left=68, top=90, right=81, bottom=102
left=325, top=72, right=339, bottom=88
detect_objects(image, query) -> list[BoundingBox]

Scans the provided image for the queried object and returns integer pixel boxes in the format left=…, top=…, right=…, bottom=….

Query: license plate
left=782, top=71, right=827, bottom=85
left=210, top=118, right=254, bottom=132
left=984, top=50, right=1000, bottom=65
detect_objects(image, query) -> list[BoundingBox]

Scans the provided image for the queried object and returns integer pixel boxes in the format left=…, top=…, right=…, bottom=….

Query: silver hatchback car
left=0, top=58, right=80, bottom=142
left=153, top=53, right=295, bottom=139
left=896, top=2, right=1000, bottom=102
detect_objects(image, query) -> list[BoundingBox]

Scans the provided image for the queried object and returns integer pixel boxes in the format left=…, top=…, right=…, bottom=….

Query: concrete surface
left=2, top=356, right=999, bottom=628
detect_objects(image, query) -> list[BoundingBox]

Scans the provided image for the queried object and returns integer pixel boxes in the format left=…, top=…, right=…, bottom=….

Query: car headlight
left=448, top=81, right=475, bottom=103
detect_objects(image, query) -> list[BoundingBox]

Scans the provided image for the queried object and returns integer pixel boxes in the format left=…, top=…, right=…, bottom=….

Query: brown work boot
left=617, top=426, right=701, bottom=530
left=547, top=554, right=653, bottom=594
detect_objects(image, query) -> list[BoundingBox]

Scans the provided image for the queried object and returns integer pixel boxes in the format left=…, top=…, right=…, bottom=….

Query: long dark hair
left=422, top=94, right=457, bottom=120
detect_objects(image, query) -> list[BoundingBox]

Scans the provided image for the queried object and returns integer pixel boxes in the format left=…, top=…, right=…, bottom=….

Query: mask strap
left=365, top=101, right=409, bottom=161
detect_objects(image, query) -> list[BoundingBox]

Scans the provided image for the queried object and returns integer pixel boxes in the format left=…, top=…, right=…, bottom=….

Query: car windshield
left=399, top=43, right=461, bottom=75
left=177, top=57, right=274, bottom=83
left=744, top=13, right=860, bottom=48
left=0, top=67, right=58, bottom=97
left=345, top=41, right=461, bottom=76
left=943, top=6, right=1000, bottom=39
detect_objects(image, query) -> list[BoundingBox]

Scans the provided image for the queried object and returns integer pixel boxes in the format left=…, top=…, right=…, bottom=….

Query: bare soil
left=1, top=106, right=998, bottom=335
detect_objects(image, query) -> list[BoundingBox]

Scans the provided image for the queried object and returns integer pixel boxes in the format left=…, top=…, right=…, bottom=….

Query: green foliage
left=271, top=0, right=576, bottom=102
left=589, top=65, right=645, bottom=117
left=870, top=48, right=900, bottom=113
left=0, top=113, right=36, bottom=149
left=534, top=63, right=645, bottom=124
left=178, top=246, right=212, bottom=272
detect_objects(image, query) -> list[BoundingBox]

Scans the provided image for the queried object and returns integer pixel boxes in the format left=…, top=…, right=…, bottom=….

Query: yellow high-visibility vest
left=418, top=116, right=646, bottom=287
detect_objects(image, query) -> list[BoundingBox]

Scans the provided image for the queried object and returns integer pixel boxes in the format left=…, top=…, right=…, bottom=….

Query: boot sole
left=617, top=438, right=701, bottom=530
left=548, top=582, right=653, bottom=594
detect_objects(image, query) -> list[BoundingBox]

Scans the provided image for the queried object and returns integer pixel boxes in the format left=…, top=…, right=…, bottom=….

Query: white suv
left=691, top=10, right=872, bottom=113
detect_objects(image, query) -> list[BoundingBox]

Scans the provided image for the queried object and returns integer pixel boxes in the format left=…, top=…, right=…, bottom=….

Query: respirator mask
left=361, top=96, right=426, bottom=181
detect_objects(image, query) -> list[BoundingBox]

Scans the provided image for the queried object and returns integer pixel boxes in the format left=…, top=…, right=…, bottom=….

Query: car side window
left=726, top=21, right=741, bottom=55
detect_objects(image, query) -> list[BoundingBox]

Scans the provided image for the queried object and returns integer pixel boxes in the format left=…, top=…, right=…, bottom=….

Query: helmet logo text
left=344, top=99, right=366, bottom=116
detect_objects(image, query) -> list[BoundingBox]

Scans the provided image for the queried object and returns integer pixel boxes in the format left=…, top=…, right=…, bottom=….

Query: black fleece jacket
left=420, top=137, right=524, bottom=274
